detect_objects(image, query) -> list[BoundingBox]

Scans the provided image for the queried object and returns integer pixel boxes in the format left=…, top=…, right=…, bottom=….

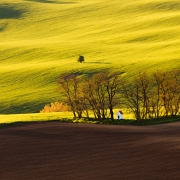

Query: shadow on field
left=86, top=61, right=111, bottom=64
left=0, top=23, right=8, bottom=31
left=0, top=5, right=25, bottom=19
left=26, top=0, right=76, bottom=4
left=142, top=2, right=180, bottom=12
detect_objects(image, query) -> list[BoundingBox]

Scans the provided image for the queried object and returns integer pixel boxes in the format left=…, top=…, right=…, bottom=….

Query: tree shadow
left=26, top=0, right=76, bottom=4
left=0, top=5, right=25, bottom=19
left=0, top=23, right=8, bottom=31
left=85, top=61, right=111, bottom=64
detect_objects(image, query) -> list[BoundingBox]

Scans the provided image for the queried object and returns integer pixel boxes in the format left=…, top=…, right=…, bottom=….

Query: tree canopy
left=77, top=55, right=85, bottom=63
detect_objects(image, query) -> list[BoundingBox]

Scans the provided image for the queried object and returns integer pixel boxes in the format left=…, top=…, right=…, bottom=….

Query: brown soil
left=0, top=121, right=180, bottom=180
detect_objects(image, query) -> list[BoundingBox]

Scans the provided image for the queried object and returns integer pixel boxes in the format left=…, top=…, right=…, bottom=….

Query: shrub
left=40, top=102, right=70, bottom=113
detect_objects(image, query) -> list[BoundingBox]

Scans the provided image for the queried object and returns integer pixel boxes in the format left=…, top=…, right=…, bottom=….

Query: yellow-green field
left=0, top=110, right=134, bottom=124
left=1, top=0, right=180, bottom=114
left=0, top=112, right=72, bottom=124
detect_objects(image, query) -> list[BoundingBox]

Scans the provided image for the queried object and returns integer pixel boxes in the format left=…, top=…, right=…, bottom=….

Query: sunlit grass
left=0, top=112, right=73, bottom=124
left=1, top=0, right=180, bottom=113
left=1, top=112, right=179, bottom=126
left=0, top=109, right=135, bottom=124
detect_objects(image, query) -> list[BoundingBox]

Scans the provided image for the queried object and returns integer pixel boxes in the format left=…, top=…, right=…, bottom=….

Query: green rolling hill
left=1, top=0, right=180, bottom=113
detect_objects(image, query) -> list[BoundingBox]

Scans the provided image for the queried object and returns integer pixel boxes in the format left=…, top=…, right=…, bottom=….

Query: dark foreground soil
left=0, top=121, right=180, bottom=180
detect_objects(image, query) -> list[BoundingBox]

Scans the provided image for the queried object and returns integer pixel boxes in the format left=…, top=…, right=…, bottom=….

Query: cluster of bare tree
left=121, top=70, right=180, bottom=123
left=58, top=72, right=121, bottom=120
left=58, top=69, right=180, bottom=122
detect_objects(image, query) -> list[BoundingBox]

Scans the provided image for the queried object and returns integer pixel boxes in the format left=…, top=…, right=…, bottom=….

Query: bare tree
left=120, top=77, right=142, bottom=123
left=58, top=73, right=83, bottom=118
left=120, top=71, right=151, bottom=122
left=119, top=69, right=180, bottom=121
left=79, top=72, right=121, bottom=120
left=135, top=71, right=151, bottom=119
left=82, top=73, right=107, bottom=120
left=162, top=70, right=180, bottom=116
left=151, top=70, right=166, bottom=118
left=105, top=72, right=121, bottom=120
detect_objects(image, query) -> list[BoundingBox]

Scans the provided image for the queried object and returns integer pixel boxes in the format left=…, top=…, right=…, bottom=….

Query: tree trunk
left=109, top=106, right=114, bottom=120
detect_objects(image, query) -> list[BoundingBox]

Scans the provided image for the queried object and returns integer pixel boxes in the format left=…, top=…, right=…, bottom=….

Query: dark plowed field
left=0, top=122, right=180, bottom=180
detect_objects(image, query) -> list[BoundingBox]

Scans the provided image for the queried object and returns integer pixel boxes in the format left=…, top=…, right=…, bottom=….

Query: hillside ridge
left=1, top=0, right=180, bottom=113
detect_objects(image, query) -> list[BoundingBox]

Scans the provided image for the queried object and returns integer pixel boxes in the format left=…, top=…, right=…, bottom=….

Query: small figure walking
left=117, top=110, right=123, bottom=120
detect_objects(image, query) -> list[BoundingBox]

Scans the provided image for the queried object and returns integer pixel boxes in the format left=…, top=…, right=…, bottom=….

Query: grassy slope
left=1, top=0, right=180, bottom=113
